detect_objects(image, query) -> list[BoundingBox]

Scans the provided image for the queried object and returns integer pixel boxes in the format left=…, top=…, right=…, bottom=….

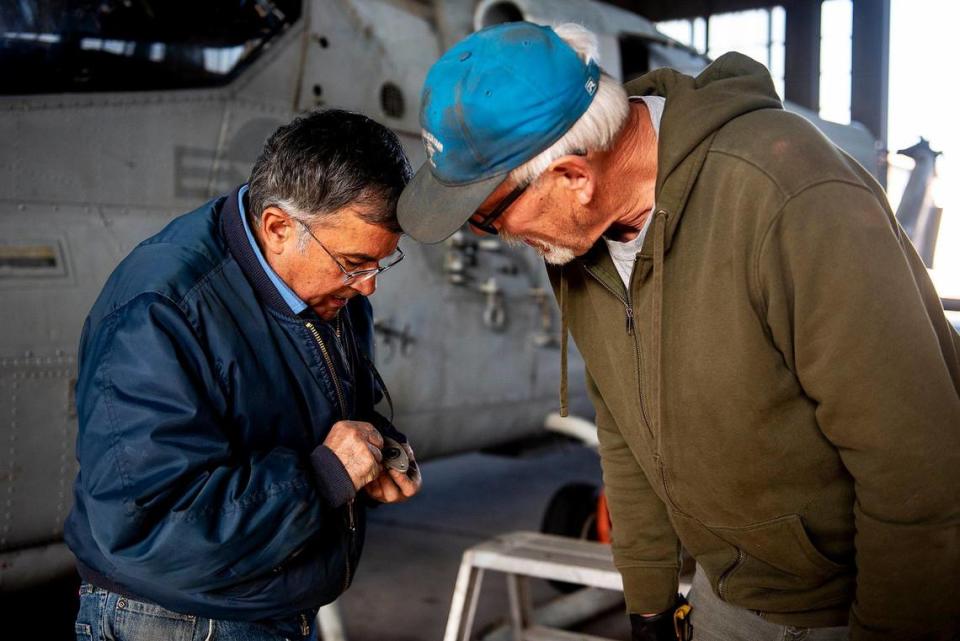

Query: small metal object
left=480, top=278, right=507, bottom=331
left=382, top=436, right=409, bottom=473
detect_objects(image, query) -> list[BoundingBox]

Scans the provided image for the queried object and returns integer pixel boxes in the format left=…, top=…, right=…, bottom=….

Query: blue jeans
left=76, top=583, right=314, bottom=641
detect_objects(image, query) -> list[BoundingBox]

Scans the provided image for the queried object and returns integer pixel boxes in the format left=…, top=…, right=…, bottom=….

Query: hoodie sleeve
left=587, top=371, right=681, bottom=615
left=76, top=293, right=334, bottom=592
left=757, top=180, right=960, bottom=640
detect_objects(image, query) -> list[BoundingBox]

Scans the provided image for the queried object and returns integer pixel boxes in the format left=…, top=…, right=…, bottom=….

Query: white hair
left=254, top=196, right=316, bottom=253
left=508, top=23, right=630, bottom=186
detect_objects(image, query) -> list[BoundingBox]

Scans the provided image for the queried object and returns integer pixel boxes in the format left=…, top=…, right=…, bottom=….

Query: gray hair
left=508, top=23, right=629, bottom=186
left=248, top=109, right=412, bottom=248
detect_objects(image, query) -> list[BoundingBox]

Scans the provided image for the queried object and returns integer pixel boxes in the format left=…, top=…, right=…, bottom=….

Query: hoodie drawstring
left=559, top=265, right=569, bottom=417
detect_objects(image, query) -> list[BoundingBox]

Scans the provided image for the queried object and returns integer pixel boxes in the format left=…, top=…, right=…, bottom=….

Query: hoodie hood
left=625, top=52, right=783, bottom=258
left=630, top=52, right=784, bottom=194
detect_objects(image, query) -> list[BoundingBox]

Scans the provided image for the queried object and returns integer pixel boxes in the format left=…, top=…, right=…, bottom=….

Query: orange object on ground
left=596, top=490, right=611, bottom=544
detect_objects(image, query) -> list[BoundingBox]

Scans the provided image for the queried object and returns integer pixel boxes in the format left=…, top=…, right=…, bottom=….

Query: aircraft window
left=478, top=2, right=525, bottom=28
left=0, top=1, right=302, bottom=95
left=0, top=242, right=64, bottom=277
left=380, top=82, right=405, bottom=119
left=619, top=35, right=652, bottom=82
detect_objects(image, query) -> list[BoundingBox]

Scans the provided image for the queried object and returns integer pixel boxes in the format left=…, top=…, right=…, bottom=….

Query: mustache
left=498, top=230, right=525, bottom=247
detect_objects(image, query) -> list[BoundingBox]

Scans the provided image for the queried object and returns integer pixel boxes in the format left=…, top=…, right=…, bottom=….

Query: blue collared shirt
left=238, top=184, right=308, bottom=315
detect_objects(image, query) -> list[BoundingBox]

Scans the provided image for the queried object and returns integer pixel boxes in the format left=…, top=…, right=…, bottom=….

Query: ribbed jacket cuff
left=619, top=565, right=680, bottom=615
left=310, top=445, right=356, bottom=508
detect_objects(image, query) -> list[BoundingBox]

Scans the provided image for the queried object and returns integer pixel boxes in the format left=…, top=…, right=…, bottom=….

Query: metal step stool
left=442, top=531, right=627, bottom=641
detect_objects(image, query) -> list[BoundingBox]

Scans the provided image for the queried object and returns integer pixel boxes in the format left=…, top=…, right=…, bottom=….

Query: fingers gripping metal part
left=382, top=436, right=409, bottom=472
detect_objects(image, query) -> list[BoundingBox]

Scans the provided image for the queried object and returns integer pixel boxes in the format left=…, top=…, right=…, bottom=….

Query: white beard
left=499, top=231, right=576, bottom=265
left=540, top=244, right=577, bottom=265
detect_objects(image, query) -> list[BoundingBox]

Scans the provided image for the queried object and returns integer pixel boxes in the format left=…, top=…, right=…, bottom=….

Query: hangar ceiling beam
left=783, top=0, right=821, bottom=112
left=851, top=0, right=889, bottom=148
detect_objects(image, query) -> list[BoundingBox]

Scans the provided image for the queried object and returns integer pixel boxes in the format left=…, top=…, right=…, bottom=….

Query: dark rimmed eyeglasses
left=468, top=182, right=529, bottom=235
left=296, top=220, right=404, bottom=284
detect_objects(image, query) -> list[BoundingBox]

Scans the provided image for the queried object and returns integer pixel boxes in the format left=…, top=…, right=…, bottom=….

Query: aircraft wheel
left=540, top=482, right=601, bottom=592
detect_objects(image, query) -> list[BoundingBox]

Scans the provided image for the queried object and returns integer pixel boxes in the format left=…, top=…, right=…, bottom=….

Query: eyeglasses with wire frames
left=468, top=182, right=529, bottom=235
left=296, top=219, right=404, bottom=284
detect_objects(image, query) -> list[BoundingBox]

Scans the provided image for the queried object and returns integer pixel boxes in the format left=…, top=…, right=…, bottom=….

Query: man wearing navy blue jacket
left=66, top=109, right=421, bottom=641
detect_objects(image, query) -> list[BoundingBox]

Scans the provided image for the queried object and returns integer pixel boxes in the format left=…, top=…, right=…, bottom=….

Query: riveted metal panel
left=0, top=353, right=78, bottom=553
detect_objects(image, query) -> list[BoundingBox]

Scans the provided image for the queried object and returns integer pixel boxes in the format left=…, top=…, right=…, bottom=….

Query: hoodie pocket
left=669, top=510, right=738, bottom=582
left=671, top=512, right=850, bottom=609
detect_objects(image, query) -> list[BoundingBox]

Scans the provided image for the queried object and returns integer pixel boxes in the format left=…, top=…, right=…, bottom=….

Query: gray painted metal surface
left=0, top=0, right=883, bottom=591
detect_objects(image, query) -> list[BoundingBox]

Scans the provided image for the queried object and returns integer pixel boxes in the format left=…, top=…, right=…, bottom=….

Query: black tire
left=540, top=482, right=601, bottom=592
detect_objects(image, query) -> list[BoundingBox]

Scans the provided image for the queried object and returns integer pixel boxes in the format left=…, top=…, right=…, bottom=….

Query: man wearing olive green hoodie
left=398, top=22, right=960, bottom=641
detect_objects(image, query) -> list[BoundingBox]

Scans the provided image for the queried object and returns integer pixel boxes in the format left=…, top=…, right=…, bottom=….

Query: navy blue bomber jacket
left=64, top=187, right=402, bottom=637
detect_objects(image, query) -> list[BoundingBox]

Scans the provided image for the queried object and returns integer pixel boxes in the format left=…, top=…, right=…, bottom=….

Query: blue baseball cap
left=398, top=22, right=600, bottom=244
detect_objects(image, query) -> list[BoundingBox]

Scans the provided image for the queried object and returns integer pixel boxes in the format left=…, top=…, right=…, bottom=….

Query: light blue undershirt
left=238, top=184, right=308, bottom=314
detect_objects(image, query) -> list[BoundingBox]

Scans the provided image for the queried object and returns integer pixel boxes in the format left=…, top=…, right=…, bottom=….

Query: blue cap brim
left=397, top=161, right=507, bottom=244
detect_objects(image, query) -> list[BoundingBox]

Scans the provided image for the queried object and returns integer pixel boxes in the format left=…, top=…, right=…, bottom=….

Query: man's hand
left=629, top=595, right=692, bottom=641
left=323, top=420, right=383, bottom=490
left=365, top=442, right=422, bottom=503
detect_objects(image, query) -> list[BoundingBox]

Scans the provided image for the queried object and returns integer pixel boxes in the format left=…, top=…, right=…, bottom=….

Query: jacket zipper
left=304, top=320, right=355, bottom=596
left=342, top=499, right=356, bottom=591
left=305, top=322, right=346, bottom=418
left=717, top=548, right=745, bottom=601
left=583, top=267, right=651, bottom=432
left=300, top=613, right=311, bottom=636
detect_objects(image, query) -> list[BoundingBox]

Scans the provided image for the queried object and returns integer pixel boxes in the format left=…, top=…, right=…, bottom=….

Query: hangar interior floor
left=340, top=441, right=627, bottom=641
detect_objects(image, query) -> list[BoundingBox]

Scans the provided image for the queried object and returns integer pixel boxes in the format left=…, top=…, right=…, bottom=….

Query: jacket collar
left=220, top=185, right=301, bottom=317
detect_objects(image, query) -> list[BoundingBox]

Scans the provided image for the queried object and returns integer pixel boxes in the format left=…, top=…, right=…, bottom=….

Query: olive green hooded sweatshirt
left=548, top=52, right=960, bottom=640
